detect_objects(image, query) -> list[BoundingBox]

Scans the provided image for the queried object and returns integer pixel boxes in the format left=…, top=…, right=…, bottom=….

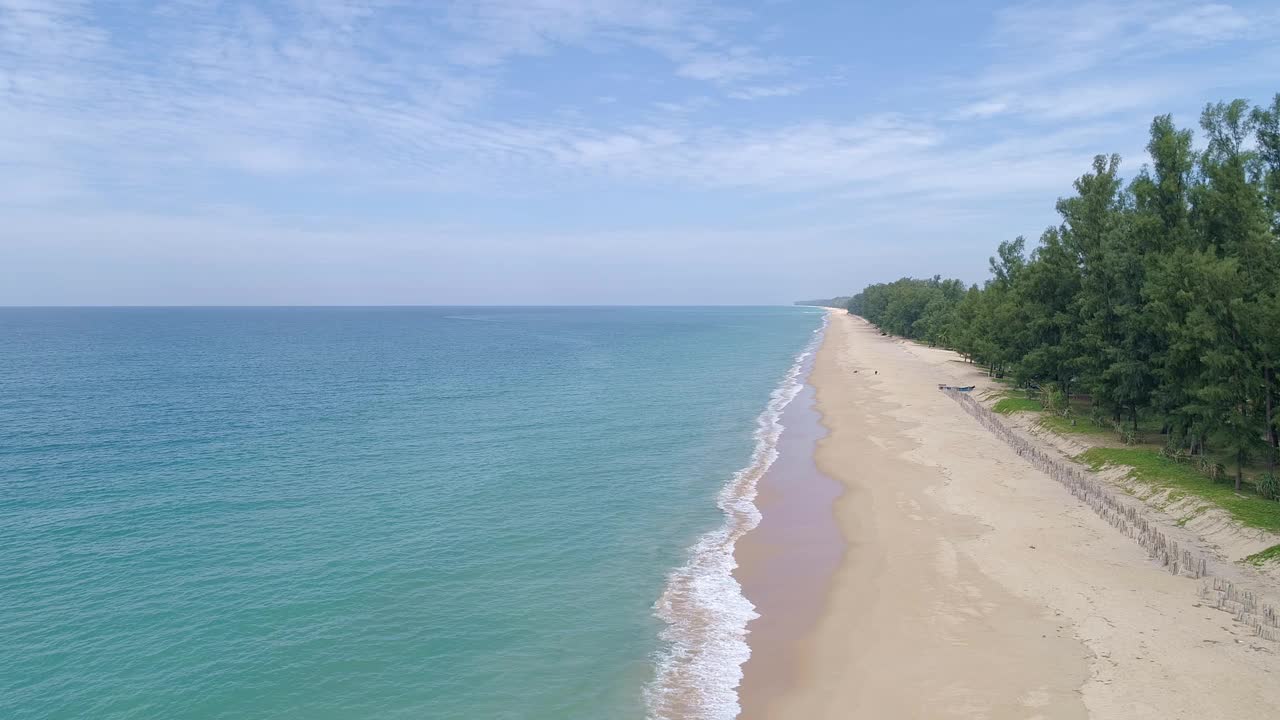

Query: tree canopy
left=844, top=94, right=1280, bottom=491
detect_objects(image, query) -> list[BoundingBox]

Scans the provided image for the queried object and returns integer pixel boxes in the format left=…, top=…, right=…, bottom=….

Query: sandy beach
left=738, top=309, right=1279, bottom=719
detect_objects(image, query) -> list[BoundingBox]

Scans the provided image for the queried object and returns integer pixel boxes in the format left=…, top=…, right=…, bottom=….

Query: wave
left=644, top=313, right=829, bottom=720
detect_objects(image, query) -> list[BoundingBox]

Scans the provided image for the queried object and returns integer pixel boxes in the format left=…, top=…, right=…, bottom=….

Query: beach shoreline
left=733, top=345, right=843, bottom=714
left=645, top=310, right=826, bottom=720
left=735, top=309, right=1279, bottom=719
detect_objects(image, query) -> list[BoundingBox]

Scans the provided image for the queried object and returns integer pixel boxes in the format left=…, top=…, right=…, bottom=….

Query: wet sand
left=736, top=309, right=1280, bottom=719
left=733, top=352, right=843, bottom=713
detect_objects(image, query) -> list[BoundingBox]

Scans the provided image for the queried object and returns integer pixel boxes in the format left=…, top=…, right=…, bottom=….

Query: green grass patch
left=1079, top=447, right=1280, bottom=533
left=993, top=396, right=1043, bottom=414
left=1034, top=399, right=1168, bottom=445
left=1245, top=544, right=1280, bottom=566
left=1039, top=413, right=1114, bottom=437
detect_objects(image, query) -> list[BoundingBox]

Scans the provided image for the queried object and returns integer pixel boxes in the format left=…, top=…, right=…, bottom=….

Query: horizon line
left=0, top=303, right=816, bottom=309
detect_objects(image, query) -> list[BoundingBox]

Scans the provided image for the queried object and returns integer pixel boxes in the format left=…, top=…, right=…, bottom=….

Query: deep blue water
left=0, top=306, right=821, bottom=720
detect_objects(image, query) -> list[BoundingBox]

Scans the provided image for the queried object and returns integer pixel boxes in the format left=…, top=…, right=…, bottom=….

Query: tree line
left=846, top=95, right=1280, bottom=491
left=795, top=296, right=852, bottom=308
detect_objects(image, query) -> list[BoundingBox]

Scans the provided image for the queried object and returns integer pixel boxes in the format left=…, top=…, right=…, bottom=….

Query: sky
left=2, top=0, right=1279, bottom=305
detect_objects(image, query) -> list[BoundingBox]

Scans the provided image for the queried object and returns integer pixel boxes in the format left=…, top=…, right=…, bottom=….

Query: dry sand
left=743, top=310, right=1278, bottom=719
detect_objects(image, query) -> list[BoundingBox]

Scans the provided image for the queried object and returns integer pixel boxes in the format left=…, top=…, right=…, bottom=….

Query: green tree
left=841, top=93, right=1280, bottom=490
left=1142, top=114, right=1205, bottom=447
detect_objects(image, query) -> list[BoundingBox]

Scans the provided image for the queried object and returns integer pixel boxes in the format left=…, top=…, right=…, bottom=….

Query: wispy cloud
left=673, top=49, right=790, bottom=83
left=2, top=0, right=1278, bottom=303
left=0, top=0, right=817, bottom=202
left=727, top=82, right=810, bottom=100
left=964, top=0, right=1275, bottom=117
left=4, top=0, right=1272, bottom=203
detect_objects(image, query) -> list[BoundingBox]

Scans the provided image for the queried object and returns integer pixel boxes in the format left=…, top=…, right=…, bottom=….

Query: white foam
left=644, top=313, right=828, bottom=720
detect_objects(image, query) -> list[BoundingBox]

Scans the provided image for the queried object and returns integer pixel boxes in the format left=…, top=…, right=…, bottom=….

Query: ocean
left=0, top=306, right=823, bottom=720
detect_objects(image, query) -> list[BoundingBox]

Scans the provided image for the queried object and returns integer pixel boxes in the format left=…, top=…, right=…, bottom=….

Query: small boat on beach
left=937, top=384, right=976, bottom=392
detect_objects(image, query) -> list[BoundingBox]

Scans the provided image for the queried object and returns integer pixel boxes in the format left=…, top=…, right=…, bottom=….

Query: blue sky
left=3, top=0, right=1279, bottom=305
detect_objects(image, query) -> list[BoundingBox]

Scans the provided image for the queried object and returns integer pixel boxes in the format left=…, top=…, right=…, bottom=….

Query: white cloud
left=674, top=50, right=789, bottom=82
left=4, top=0, right=1280, bottom=304
left=727, top=82, right=809, bottom=100
left=939, top=0, right=1280, bottom=134
left=1149, top=3, right=1250, bottom=44
left=0, top=0, right=820, bottom=205
left=954, top=97, right=1013, bottom=119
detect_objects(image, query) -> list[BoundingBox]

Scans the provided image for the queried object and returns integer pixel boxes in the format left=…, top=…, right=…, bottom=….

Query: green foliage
left=1041, top=383, right=1070, bottom=415
left=1039, top=413, right=1113, bottom=437
left=993, top=396, right=1043, bottom=414
left=1259, top=473, right=1280, bottom=501
left=1245, top=544, right=1280, bottom=565
left=1253, top=95, right=1280, bottom=232
left=847, top=275, right=967, bottom=346
left=1080, top=448, right=1280, bottom=532
left=841, top=92, right=1280, bottom=495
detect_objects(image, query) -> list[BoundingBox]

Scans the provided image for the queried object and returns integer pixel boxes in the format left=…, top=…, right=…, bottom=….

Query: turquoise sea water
left=1, top=307, right=822, bottom=720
